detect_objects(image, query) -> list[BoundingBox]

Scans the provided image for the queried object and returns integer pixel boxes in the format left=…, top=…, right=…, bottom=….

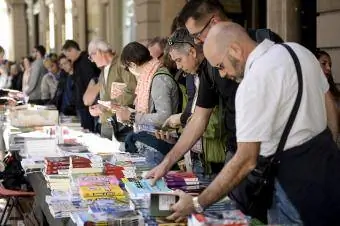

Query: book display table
left=0, top=107, right=250, bottom=225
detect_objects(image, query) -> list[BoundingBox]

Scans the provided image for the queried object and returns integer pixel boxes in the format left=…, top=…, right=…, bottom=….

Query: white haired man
left=84, top=38, right=137, bottom=139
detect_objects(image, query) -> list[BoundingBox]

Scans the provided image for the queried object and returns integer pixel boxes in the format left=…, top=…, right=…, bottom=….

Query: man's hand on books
left=145, top=161, right=170, bottom=186
left=167, top=190, right=194, bottom=222
left=89, top=104, right=103, bottom=117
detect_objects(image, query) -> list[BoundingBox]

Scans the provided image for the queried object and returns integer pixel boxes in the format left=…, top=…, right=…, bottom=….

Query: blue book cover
left=125, top=179, right=171, bottom=198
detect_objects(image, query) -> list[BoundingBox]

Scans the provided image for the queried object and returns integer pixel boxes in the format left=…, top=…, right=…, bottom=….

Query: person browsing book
left=85, top=38, right=137, bottom=139
left=156, top=27, right=226, bottom=176
left=117, top=42, right=179, bottom=166
left=166, top=22, right=340, bottom=226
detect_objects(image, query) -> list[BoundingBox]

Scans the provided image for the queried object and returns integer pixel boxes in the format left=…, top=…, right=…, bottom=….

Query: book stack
left=139, top=209, right=187, bottom=226
left=164, top=171, right=200, bottom=189
left=104, top=162, right=135, bottom=179
left=46, top=196, right=88, bottom=218
left=21, top=132, right=58, bottom=158
left=123, top=178, right=172, bottom=200
left=56, top=143, right=89, bottom=154
left=68, top=173, right=103, bottom=206
left=44, top=157, right=70, bottom=175
left=188, top=210, right=249, bottom=226
left=45, top=174, right=71, bottom=192
left=88, top=199, right=132, bottom=215
left=69, top=154, right=103, bottom=175
left=111, top=152, right=146, bottom=163
left=78, top=185, right=125, bottom=200
left=204, top=197, right=238, bottom=213
left=70, top=211, right=144, bottom=226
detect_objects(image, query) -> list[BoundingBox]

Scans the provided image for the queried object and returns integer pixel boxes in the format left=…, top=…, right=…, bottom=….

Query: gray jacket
left=26, top=58, right=47, bottom=100
left=135, top=74, right=179, bottom=127
left=41, top=72, right=59, bottom=100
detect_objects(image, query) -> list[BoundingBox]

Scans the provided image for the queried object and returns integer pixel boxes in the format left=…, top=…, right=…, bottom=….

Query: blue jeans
left=268, top=180, right=303, bottom=225
left=124, top=131, right=174, bottom=167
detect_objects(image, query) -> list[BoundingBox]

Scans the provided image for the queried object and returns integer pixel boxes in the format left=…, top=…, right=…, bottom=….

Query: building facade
left=3, top=0, right=340, bottom=83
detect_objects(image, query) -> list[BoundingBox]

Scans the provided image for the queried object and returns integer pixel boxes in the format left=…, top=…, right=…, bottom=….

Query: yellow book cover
left=82, top=195, right=126, bottom=201
left=79, top=185, right=124, bottom=197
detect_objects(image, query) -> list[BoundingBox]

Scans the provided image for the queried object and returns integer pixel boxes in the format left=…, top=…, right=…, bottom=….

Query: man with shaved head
left=166, top=22, right=340, bottom=225
left=146, top=0, right=282, bottom=222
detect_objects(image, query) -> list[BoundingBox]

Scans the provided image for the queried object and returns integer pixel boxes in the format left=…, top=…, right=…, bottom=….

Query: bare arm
left=198, top=142, right=259, bottom=208
left=325, top=91, right=338, bottom=141
left=83, top=79, right=100, bottom=106
left=162, top=106, right=213, bottom=170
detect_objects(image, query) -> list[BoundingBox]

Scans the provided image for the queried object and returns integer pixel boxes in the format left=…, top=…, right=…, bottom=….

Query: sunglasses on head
left=167, top=37, right=195, bottom=47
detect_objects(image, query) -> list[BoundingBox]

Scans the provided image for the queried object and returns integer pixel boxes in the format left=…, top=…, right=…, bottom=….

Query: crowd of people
left=1, top=0, right=340, bottom=224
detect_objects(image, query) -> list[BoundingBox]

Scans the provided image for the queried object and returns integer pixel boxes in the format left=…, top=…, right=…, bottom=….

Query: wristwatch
left=192, top=197, right=204, bottom=213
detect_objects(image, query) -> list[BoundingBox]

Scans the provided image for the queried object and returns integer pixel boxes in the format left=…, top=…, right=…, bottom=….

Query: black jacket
left=72, top=52, right=101, bottom=109
left=51, top=70, right=76, bottom=115
left=10, top=72, right=23, bottom=91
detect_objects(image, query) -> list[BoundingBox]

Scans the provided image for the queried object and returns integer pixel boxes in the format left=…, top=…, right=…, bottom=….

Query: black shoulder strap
left=274, top=44, right=303, bottom=160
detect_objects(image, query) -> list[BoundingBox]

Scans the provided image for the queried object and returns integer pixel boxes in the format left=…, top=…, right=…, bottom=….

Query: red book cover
left=45, top=170, right=59, bottom=175
left=45, top=161, right=70, bottom=167
left=70, top=156, right=92, bottom=164
left=72, top=163, right=92, bottom=168
left=45, top=165, right=69, bottom=171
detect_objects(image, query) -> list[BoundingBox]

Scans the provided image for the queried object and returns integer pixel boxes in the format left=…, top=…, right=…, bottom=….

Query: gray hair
left=88, top=38, right=114, bottom=54
left=165, top=27, right=202, bottom=55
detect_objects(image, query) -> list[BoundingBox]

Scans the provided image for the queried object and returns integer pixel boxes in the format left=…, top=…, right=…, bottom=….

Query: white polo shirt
left=236, top=39, right=329, bottom=157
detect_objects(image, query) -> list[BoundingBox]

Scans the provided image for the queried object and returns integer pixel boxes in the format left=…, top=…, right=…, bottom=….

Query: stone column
left=6, top=0, right=28, bottom=62
left=98, top=0, right=107, bottom=39
left=160, top=0, right=186, bottom=36
left=71, top=0, right=78, bottom=43
left=53, top=0, right=65, bottom=53
left=39, top=0, right=48, bottom=47
left=25, top=0, right=35, bottom=53
left=71, top=0, right=86, bottom=50
left=134, top=0, right=161, bottom=41
left=267, top=0, right=301, bottom=42
left=76, top=0, right=86, bottom=50
left=108, top=0, right=122, bottom=52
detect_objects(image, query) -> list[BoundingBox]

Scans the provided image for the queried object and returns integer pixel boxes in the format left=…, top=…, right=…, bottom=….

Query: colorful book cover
left=79, top=185, right=124, bottom=198
left=111, top=82, right=127, bottom=99
left=88, top=199, right=132, bottom=215
left=124, top=179, right=171, bottom=198
left=78, top=175, right=119, bottom=186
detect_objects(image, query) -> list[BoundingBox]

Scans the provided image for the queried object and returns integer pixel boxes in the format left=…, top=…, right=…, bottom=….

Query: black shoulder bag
left=228, top=44, right=303, bottom=223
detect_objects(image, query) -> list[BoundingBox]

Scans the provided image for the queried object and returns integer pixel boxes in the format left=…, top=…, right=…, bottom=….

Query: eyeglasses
left=214, top=49, right=228, bottom=70
left=190, top=16, right=214, bottom=42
